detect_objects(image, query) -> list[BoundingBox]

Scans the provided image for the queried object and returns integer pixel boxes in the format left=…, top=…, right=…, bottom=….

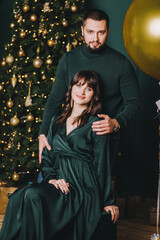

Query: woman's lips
left=76, top=95, right=85, bottom=99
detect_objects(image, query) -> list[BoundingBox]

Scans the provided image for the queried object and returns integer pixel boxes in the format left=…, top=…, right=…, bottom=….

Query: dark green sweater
left=40, top=44, right=141, bottom=135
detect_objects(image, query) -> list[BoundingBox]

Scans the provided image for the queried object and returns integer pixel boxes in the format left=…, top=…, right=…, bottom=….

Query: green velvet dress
left=0, top=115, right=114, bottom=240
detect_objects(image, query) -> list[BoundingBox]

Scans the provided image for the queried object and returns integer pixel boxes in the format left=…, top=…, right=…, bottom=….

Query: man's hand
left=92, top=114, right=119, bottom=135
left=49, top=179, right=70, bottom=194
left=39, top=134, right=51, bottom=164
left=104, top=205, right=119, bottom=223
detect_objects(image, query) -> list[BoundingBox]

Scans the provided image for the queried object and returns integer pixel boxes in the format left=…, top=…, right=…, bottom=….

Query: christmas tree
left=0, top=0, right=85, bottom=185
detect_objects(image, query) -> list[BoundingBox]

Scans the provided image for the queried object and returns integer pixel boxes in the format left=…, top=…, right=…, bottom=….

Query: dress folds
left=0, top=115, right=114, bottom=240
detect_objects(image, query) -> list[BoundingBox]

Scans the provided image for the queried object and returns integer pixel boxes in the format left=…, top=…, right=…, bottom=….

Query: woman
left=0, top=70, right=119, bottom=240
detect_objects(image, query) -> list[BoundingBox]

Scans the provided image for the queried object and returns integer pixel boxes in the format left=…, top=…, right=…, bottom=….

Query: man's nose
left=93, top=32, right=99, bottom=41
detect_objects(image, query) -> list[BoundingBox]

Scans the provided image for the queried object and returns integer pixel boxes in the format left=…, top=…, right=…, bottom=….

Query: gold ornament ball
left=28, top=127, right=32, bottom=133
left=32, top=152, right=35, bottom=157
left=46, top=58, right=53, bottom=65
left=18, top=49, right=25, bottom=57
left=0, top=84, right=4, bottom=91
left=14, top=14, right=19, bottom=20
left=42, top=74, right=46, bottom=80
left=10, top=23, right=15, bottom=28
left=71, top=3, right=78, bottom=12
left=10, top=116, right=20, bottom=126
left=6, top=54, right=14, bottom=65
left=62, top=18, right=68, bottom=27
left=30, top=14, right=37, bottom=22
left=22, top=4, right=30, bottom=12
left=33, top=56, right=43, bottom=68
left=1, top=59, right=6, bottom=66
left=123, top=0, right=160, bottom=80
left=27, top=113, right=34, bottom=121
left=12, top=172, right=19, bottom=181
left=7, top=99, right=14, bottom=108
left=20, top=31, right=26, bottom=38
left=47, top=39, right=55, bottom=47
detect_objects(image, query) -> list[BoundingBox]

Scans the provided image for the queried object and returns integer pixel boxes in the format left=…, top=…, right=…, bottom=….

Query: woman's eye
left=87, top=88, right=92, bottom=91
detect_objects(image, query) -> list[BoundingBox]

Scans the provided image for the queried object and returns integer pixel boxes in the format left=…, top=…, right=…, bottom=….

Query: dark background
left=0, top=0, right=160, bottom=198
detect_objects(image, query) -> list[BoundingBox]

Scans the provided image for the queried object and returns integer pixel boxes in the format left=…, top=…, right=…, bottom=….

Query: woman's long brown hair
left=57, top=70, right=102, bottom=128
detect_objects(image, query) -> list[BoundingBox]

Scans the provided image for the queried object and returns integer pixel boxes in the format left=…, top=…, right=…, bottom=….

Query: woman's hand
left=104, top=205, right=119, bottom=223
left=49, top=179, right=70, bottom=194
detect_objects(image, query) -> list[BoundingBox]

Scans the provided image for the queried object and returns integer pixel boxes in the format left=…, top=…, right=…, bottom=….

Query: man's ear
left=81, top=26, right=84, bottom=36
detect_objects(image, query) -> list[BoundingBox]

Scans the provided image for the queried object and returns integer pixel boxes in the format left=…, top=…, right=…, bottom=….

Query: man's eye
left=99, top=31, right=105, bottom=35
left=87, top=31, right=93, bottom=34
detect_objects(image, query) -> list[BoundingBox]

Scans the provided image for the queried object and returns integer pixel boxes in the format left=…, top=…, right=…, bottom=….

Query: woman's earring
left=70, top=98, right=74, bottom=108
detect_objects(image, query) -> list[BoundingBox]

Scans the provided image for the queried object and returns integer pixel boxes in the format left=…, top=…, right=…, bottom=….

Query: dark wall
left=86, top=0, right=160, bottom=198
left=0, top=0, right=159, bottom=197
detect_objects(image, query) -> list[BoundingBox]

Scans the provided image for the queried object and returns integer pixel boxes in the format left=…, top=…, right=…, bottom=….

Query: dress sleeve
left=40, top=54, right=68, bottom=136
left=92, top=131, right=114, bottom=207
left=41, top=117, right=58, bottom=182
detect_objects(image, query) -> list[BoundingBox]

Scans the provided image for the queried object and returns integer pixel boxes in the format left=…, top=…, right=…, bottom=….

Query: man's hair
left=83, top=9, right=110, bottom=29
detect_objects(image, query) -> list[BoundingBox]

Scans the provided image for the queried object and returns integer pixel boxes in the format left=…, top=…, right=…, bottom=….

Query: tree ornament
left=62, top=18, right=68, bottom=27
left=28, top=127, right=31, bottom=133
left=66, top=42, right=72, bottom=52
left=70, top=3, right=78, bottom=12
left=42, top=74, right=46, bottom=80
left=47, top=39, right=55, bottom=47
left=10, top=23, right=15, bottom=28
left=27, top=113, right=34, bottom=121
left=25, top=82, right=32, bottom=107
left=72, top=38, right=78, bottom=48
left=30, top=14, right=37, bottom=22
left=0, top=84, right=4, bottom=91
left=11, top=74, right=17, bottom=88
left=33, top=32, right=37, bottom=38
left=17, top=142, right=21, bottom=150
left=33, top=56, right=43, bottom=68
left=22, top=4, right=30, bottom=12
left=18, top=47, right=25, bottom=57
left=43, top=2, right=50, bottom=12
left=65, top=1, right=70, bottom=8
left=20, top=31, right=26, bottom=38
left=6, top=54, right=14, bottom=65
left=1, top=58, right=6, bottom=66
left=46, top=56, right=53, bottom=65
left=10, top=115, right=20, bottom=126
left=12, top=172, right=19, bottom=181
left=32, top=152, right=35, bottom=157
left=34, top=0, right=38, bottom=2
left=7, top=99, right=14, bottom=108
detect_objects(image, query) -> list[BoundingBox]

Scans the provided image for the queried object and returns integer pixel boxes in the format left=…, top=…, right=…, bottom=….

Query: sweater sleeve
left=92, top=131, right=114, bottom=207
left=41, top=117, right=58, bottom=182
left=40, top=54, right=68, bottom=136
left=115, top=58, right=141, bottom=127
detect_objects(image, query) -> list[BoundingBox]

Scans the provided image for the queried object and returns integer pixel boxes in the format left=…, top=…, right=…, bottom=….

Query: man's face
left=81, top=18, right=110, bottom=51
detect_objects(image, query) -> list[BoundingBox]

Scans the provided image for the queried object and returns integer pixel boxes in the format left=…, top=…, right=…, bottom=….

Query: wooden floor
left=0, top=197, right=158, bottom=240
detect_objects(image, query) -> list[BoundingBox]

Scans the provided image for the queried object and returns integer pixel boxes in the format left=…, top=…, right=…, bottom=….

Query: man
left=39, top=9, right=141, bottom=163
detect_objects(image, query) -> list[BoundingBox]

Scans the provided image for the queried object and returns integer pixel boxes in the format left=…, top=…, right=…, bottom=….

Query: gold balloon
left=27, top=113, right=34, bottom=121
left=0, top=84, right=3, bottom=91
left=33, top=56, right=43, bottom=68
left=22, top=4, right=30, bottom=12
left=47, top=39, right=55, bottom=47
left=123, top=0, right=160, bottom=80
left=11, top=74, right=17, bottom=88
left=6, top=54, right=14, bottom=65
left=10, top=115, right=20, bottom=126
left=12, top=172, right=19, bottom=181
left=20, top=31, right=26, bottom=38
left=62, top=18, right=68, bottom=27
left=71, top=3, right=78, bottom=12
left=7, top=99, right=14, bottom=108
left=30, top=14, right=37, bottom=22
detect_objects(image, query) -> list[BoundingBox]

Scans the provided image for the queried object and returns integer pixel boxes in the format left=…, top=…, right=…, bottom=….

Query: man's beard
left=85, top=41, right=106, bottom=51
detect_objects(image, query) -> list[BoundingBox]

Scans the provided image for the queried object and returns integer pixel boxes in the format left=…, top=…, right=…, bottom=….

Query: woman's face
left=71, top=79, right=94, bottom=106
